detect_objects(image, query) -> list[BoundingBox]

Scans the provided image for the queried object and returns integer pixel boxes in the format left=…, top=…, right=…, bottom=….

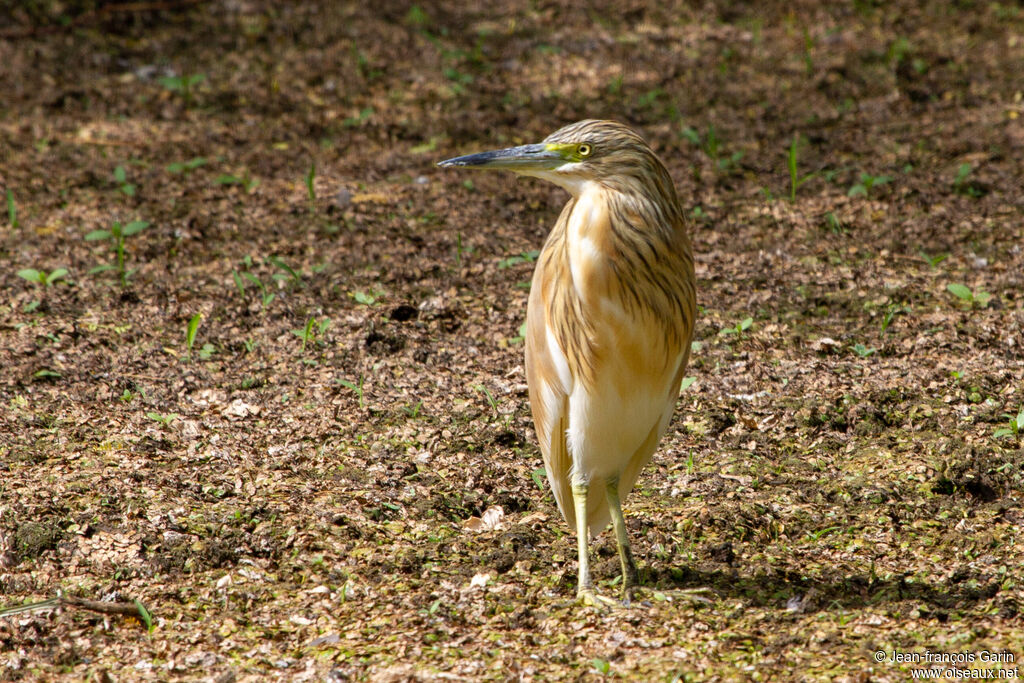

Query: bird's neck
left=565, top=183, right=613, bottom=255
left=523, top=169, right=592, bottom=197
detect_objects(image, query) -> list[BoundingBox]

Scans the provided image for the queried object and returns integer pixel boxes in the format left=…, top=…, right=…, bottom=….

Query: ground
left=1, top=1, right=1023, bottom=681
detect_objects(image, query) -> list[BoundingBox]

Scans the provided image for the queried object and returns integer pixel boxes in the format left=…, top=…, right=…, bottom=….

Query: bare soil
left=1, top=1, right=1022, bottom=681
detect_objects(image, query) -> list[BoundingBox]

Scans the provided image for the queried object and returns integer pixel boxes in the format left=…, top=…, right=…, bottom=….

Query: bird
left=438, top=120, right=697, bottom=606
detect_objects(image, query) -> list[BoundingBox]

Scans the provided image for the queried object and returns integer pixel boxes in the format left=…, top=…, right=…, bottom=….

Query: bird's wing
left=525, top=244, right=576, bottom=528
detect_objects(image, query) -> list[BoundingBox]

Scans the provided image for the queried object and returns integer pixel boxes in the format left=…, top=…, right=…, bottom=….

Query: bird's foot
left=678, top=587, right=714, bottom=603
left=655, top=586, right=714, bottom=605
left=621, top=584, right=642, bottom=607
left=615, top=585, right=714, bottom=607
left=576, top=588, right=619, bottom=610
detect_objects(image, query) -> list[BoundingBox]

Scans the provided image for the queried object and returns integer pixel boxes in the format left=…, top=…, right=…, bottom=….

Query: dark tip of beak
left=436, top=150, right=509, bottom=168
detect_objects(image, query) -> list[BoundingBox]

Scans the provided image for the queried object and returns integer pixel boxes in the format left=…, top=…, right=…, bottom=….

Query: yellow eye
left=578, top=143, right=592, bottom=157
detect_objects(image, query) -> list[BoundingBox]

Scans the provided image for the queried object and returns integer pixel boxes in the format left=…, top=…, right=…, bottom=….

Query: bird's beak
left=437, top=143, right=564, bottom=171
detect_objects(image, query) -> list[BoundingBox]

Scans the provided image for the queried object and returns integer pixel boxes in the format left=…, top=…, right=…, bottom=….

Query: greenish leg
left=571, top=483, right=595, bottom=601
left=605, top=477, right=640, bottom=602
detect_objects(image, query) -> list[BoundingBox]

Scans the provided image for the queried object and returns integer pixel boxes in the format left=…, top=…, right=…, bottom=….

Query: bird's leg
left=605, top=477, right=640, bottom=603
left=571, top=483, right=596, bottom=603
left=606, top=480, right=713, bottom=607
left=571, top=482, right=615, bottom=608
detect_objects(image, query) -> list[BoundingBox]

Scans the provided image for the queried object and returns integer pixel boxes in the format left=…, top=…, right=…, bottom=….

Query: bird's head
left=438, top=120, right=670, bottom=198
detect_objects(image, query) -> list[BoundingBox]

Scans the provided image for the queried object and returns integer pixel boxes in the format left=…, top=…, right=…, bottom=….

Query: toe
left=577, top=589, right=618, bottom=609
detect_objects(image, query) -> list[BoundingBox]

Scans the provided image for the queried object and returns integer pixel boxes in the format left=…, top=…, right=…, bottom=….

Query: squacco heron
left=439, top=120, right=696, bottom=606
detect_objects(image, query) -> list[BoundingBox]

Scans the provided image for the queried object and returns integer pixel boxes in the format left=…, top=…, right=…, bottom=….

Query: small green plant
left=146, top=412, right=179, bottom=427
left=443, top=67, right=473, bottom=94
left=636, top=88, right=666, bottom=110
left=419, top=596, right=441, bottom=617
left=801, top=27, right=815, bottom=75
left=405, top=4, right=429, bottom=27
left=337, top=376, right=365, bottom=408
left=166, top=157, right=208, bottom=175
left=235, top=269, right=275, bottom=308
left=135, top=600, right=154, bottom=633
left=591, top=658, right=612, bottom=676
left=679, top=376, right=697, bottom=392
left=17, top=268, right=68, bottom=287
left=215, top=171, right=259, bottom=193
left=497, top=250, right=540, bottom=269
left=293, top=317, right=315, bottom=352
left=410, top=137, right=440, bottom=155
left=820, top=166, right=852, bottom=184
left=787, top=135, right=817, bottom=202
left=718, top=46, right=736, bottom=75
left=6, top=189, right=17, bottom=229
left=946, top=283, right=992, bottom=309
left=159, top=73, right=206, bottom=107
left=352, top=43, right=384, bottom=81
left=719, top=316, right=753, bottom=338
left=851, top=343, right=877, bottom=358
left=681, top=124, right=743, bottom=172
left=185, top=313, right=201, bottom=360
left=806, top=526, right=842, bottom=541
left=113, top=165, right=136, bottom=198
left=351, top=289, right=382, bottom=306
left=401, top=401, right=423, bottom=418
left=509, top=321, right=527, bottom=345
left=993, top=407, right=1024, bottom=439
left=606, top=74, right=624, bottom=95
left=880, top=303, right=909, bottom=333
left=305, top=161, right=317, bottom=212
left=269, top=255, right=303, bottom=288
left=231, top=270, right=246, bottom=298
left=85, top=220, right=150, bottom=286
left=454, top=232, right=474, bottom=268
left=292, top=316, right=330, bottom=352
left=342, top=107, right=374, bottom=128
left=531, top=467, right=547, bottom=490
left=822, top=212, right=845, bottom=234
left=952, top=163, right=983, bottom=198
left=952, top=162, right=972, bottom=191
left=847, top=172, right=892, bottom=198
left=475, top=384, right=500, bottom=419
left=919, top=249, right=949, bottom=269
left=887, top=36, right=912, bottom=66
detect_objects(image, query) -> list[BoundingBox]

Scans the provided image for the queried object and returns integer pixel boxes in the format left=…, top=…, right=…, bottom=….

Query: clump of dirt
left=13, top=521, right=63, bottom=563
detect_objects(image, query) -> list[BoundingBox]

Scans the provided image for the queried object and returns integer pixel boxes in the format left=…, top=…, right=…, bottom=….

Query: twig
left=0, top=597, right=60, bottom=617
left=0, top=594, right=148, bottom=621
left=60, top=594, right=147, bottom=618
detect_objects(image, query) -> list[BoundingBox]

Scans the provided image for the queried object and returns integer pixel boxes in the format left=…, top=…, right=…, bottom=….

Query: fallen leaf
left=464, top=506, right=505, bottom=532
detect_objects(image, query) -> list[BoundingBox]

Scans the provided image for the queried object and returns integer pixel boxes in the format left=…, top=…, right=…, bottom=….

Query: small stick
left=60, top=595, right=146, bottom=619
left=0, top=594, right=148, bottom=622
